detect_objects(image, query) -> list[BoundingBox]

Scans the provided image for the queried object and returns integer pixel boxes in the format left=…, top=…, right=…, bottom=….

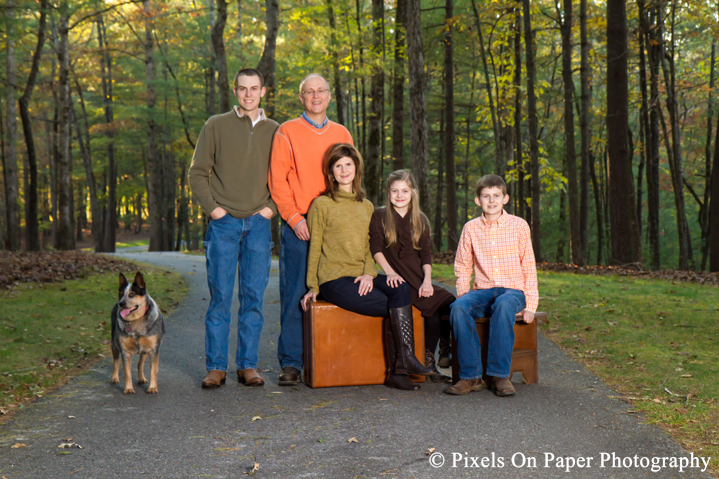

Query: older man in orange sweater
left=269, top=74, right=353, bottom=385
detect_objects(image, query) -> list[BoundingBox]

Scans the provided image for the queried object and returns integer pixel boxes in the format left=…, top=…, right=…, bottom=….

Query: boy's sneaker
left=278, top=367, right=301, bottom=386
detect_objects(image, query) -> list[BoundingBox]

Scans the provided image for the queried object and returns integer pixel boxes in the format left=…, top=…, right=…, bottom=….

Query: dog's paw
left=110, top=377, right=119, bottom=384
left=146, top=387, right=158, bottom=394
left=123, top=388, right=136, bottom=394
left=137, top=378, right=148, bottom=385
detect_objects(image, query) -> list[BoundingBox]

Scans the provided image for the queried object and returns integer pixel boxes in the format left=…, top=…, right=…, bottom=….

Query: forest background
left=2, top=0, right=719, bottom=272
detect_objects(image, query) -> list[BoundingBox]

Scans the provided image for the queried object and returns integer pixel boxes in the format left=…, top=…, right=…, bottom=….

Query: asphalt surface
left=0, top=250, right=714, bottom=478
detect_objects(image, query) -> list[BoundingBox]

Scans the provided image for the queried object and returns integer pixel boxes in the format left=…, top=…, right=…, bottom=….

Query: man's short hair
left=299, top=73, right=330, bottom=94
left=234, top=68, right=264, bottom=88
left=476, top=174, right=507, bottom=197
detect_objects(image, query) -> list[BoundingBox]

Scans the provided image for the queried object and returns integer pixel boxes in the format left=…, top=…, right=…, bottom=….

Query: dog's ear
left=134, top=271, right=145, bottom=290
left=119, top=273, right=128, bottom=290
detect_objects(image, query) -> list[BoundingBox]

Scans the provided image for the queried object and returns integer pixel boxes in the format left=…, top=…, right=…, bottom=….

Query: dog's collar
left=123, top=302, right=152, bottom=333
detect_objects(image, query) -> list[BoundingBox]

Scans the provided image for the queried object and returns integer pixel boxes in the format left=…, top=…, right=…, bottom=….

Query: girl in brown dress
left=369, top=170, right=455, bottom=382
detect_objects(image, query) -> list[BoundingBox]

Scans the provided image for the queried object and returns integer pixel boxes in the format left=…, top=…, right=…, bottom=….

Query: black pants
left=425, top=296, right=454, bottom=354
left=319, top=275, right=411, bottom=317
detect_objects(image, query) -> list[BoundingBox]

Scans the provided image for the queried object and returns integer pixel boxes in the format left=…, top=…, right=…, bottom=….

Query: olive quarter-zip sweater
left=189, top=110, right=279, bottom=219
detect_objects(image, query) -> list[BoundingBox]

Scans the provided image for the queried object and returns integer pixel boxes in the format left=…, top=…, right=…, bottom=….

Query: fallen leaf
left=681, top=374, right=693, bottom=378
left=0, top=408, right=7, bottom=415
left=11, top=443, right=28, bottom=448
left=348, top=437, right=358, bottom=443
left=424, top=447, right=435, bottom=456
left=63, top=437, right=73, bottom=442
left=67, top=415, right=76, bottom=419
left=251, top=416, right=262, bottom=422
left=318, top=438, right=325, bottom=443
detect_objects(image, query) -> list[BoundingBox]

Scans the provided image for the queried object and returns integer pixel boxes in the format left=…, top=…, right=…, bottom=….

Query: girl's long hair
left=320, top=143, right=365, bottom=202
left=382, top=170, right=426, bottom=250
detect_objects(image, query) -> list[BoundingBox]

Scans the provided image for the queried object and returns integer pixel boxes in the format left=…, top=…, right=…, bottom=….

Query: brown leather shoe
left=237, top=368, right=265, bottom=387
left=488, top=376, right=515, bottom=397
left=201, top=370, right=226, bottom=389
left=278, top=367, right=301, bottom=386
left=444, top=378, right=484, bottom=395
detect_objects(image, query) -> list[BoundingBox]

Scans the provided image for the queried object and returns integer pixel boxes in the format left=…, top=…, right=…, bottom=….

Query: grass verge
left=115, top=237, right=150, bottom=249
left=0, top=262, right=187, bottom=419
left=538, top=271, right=719, bottom=475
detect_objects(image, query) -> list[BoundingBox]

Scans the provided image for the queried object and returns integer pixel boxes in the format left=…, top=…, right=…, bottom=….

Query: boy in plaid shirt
left=445, top=175, right=538, bottom=396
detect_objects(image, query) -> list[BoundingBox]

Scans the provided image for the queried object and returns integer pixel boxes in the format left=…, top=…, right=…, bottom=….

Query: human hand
left=294, top=221, right=310, bottom=241
left=418, top=279, right=434, bottom=298
left=386, top=272, right=405, bottom=288
left=522, top=310, right=535, bottom=324
left=255, top=207, right=273, bottom=219
left=354, top=275, right=374, bottom=296
left=301, top=291, right=318, bottom=311
left=211, top=207, right=228, bottom=220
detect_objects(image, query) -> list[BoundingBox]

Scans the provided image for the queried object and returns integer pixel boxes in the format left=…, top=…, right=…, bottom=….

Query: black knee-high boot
left=389, top=305, right=435, bottom=376
left=383, top=318, right=420, bottom=390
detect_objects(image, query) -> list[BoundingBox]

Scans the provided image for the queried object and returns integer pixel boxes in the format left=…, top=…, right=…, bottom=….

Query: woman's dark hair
left=321, top=143, right=365, bottom=202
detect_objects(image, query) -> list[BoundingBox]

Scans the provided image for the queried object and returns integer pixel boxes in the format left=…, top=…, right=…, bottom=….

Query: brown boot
left=426, top=349, right=452, bottom=383
left=237, top=368, right=265, bottom=387
left=444, top=378, right=483, bottom=395
left=389, top=305, right=435, bottom=376
left=487, top=376, right=515, bottom=397
left=383, top=318, right=420, bottom=390
left=201, top=370, right=227, bottom=389
left=437, top=337, right=451, bottom=368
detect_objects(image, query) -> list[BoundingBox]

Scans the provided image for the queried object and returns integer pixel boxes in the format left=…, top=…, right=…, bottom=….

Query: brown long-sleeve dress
left=369, top=208, right=455, bottom=317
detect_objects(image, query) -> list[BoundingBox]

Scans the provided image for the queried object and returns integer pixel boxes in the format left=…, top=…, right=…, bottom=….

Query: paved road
left=0, top=251, right=713, bottom=478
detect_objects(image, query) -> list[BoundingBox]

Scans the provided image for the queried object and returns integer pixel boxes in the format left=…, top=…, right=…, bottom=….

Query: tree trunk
left=589, top=151, right=603, bottom=264
left=702, top=42, right=716, bottom=270
left=356, top=0, right=367, bottom=154
left=710, top=107, right=719, bottom=272
left=561, top=0, right=580, bottom=265
left=256, top=0, right=280, bottom=250
left=646, top=5, right=661, bottom=269
left=98, top=16, right=116, bottom=252
left=4, top=0, right=20, bottom=251
left=365, top=0, right=383, bottom=205
left=659, top=2, right=692, bottom=269
left=326, top=0, right=345, bottom=125
left=579, top=0, right=590, bottom=264
left=523, top=0, right=541, bottom=261
left=69, top=86, right=101, bottom=252
left=145, top=0, right=163, bottom=251
left=56, top=0, right=75, bottom=250
left=637, top=0, right=657, bottom=268
left=606, top=0, right=640, bottom=265
left=18, top=0, right=47, bottom=251
left=211, top=0, right=230, bottom=113
left=391, top=0, right=405, bottom=170
left=444, top=0, right=457, bottom=250
left=207, top=0, right=216, bottom=116
left=406, top=0, right=430, bottom=214
left=435, top=104, right=445, bottom=252
left=514, top=6, right=524, bottom=220
left=470, top=0, right=502, bottom=174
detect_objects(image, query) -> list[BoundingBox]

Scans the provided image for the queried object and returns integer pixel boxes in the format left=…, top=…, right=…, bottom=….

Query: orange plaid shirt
left=454, top=209, right=538, bottom=312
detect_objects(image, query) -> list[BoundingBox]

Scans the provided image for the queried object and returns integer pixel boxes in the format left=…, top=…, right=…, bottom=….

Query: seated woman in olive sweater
left=301, top=143, right=435, bottom=390
left=370, top=170, right=455, bottom=382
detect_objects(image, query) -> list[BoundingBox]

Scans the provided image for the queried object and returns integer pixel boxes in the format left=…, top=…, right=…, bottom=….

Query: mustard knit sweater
left=306, top=190, right=377, bottom=293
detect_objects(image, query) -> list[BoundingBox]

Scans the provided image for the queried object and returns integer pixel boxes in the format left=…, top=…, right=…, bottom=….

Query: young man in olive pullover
left=189, top=68, right=279, bottom=389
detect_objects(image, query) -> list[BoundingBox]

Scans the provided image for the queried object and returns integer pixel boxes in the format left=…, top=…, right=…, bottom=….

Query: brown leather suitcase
left=303, top=301, right=426, bottom=388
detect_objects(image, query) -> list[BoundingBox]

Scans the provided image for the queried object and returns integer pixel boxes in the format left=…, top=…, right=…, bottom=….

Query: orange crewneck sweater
left=269, top=117, right=353, bottom=229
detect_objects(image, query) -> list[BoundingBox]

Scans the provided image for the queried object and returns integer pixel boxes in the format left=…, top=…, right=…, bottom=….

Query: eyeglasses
left=301, top=89, right=330, bottom=97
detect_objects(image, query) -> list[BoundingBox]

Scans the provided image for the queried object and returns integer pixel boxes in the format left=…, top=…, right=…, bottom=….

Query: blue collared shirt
left=302, top=111, right=328, bottom=129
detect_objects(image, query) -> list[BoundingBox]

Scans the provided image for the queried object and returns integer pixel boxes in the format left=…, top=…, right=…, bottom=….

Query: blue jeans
left=277, top=219, right=309, bottom=370
left=449, top=288, right=526, bottom=380
left=204, top=213, right=272, bottom=372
